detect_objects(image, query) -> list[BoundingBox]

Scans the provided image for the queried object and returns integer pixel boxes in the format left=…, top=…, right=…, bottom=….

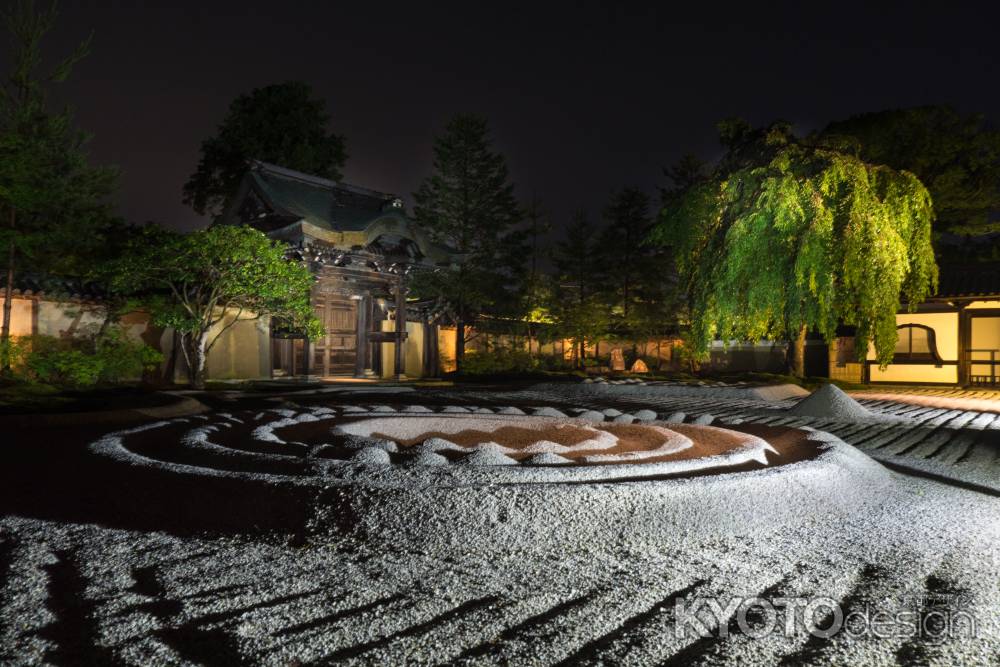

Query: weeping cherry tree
left=652, top=121, right=938, bottom=376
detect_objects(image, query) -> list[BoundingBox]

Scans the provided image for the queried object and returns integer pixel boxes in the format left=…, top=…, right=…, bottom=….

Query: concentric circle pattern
left=90, top=402, right=791, bottom=485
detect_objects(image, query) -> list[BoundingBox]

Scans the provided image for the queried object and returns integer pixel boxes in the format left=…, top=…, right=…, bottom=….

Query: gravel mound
left=521, top=440, right=571, bottom=454
left=790, top=383, right=872, bottom=419
left=458, top=444, right=517, bottom=466
left=525, top=452, right=573, bottom=465
left=414, top=437, right=463, bottom=453
left=343, top=436, right=398, bottom=453
left=351, top=447, right=392, bottom=465
left=406, top=451, right=450, bottom=466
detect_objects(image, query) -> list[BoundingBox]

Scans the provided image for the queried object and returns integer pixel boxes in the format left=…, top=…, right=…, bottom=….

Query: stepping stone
left=634, top=409, right=659, bottom=421
left=613, top=414, right=635, bottom=424
left=692, top=414, right=716, bottom=425
left=576, top=410, right=606, bottom=422
left=441, top=406, right=471, bottom=413
left=602, top=408, right=623, bottom=417
left=402, top=405, right=433, bottom=413
left=474, top=407, right=495, bottom=414
left=369, top=405, right=396, bottom=413
left=497, top=406, right=526, bottom=415
left=664, top=411, right=686, bottom=423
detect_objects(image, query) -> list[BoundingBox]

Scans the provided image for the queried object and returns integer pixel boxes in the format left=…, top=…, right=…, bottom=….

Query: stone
left=630, top=358, right=649, bottom=373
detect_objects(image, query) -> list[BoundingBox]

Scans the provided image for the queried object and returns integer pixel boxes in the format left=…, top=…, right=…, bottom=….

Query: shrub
left=24, top=337, right=104, bottom=388
left=459, top=347, right=539, bottom=376
left=13, top=326, right=163, bottom=388
left=93, top=326, right=163, bottom=383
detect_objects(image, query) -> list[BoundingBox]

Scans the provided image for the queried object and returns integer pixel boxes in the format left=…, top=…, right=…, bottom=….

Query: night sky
left=38, top=1, right=1000, bottom=233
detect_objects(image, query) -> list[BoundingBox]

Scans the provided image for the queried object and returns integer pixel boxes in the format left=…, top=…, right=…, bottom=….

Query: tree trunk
left=1, top=207, right=16, bottom=376
left=790, top=325, right=808, bottom=378
left=188, top=332, right=209, bottom=390
left=455, top=318, right=465, bottom=372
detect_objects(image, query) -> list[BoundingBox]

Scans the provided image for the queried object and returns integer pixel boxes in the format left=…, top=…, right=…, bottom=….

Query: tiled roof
left=0, top=274, right=104, bottom=301
left=935, top=263, right=1000, bottom=299
left=249, top=161, right=400, bottom=232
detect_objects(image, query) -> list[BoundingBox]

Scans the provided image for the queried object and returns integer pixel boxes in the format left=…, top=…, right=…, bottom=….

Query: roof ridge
left=251, top=160, right=397, bottom=201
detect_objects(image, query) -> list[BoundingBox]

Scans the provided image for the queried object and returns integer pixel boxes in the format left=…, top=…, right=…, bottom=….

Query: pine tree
left=598, top=188, right=654, bottom=328
left=412, top=114, right=524, bottom=370
left=520, top=194, right=551, bottom=355
left=549, top=211, right=609, bottom=367
left=0, top=0, right=117, bottom=374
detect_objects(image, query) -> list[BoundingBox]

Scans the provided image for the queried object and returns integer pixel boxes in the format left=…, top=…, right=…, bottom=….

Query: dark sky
left=41, top=1, right=1000, bottom=233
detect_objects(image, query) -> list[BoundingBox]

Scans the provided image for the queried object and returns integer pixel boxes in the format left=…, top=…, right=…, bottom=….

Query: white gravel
left=4, top=385, right=997, bottom=666
left=790, top=383, right=873, bottom=419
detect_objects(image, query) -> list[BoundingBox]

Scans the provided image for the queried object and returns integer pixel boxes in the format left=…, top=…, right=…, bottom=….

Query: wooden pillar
left=958, top=303, right=970, bottom=387
left=354, top=295, right=369, bottom=378
left=425, top=320, right=439, bottom=378
left=394, top=274, right=407, bottom=380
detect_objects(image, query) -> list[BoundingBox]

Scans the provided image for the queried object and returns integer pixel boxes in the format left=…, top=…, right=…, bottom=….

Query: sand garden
left=1, top=380, right=998, bottom=665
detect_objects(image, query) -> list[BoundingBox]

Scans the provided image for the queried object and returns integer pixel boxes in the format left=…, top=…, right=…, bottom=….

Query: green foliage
left=93, top=326, right=163, bottom=382
left=183, top=81, right=348, bottom=218
left=24, top=337, right=103, bottom=387
left=412, top=114, right=525, bottom=361
left=10, top=327, right=161, bottom=388
left=109, top=225, right=321, bottom=387
left=818, top=107, right=1000, bottom=235
left=458, top=347, right=538, bottom=376
left=546, top=211, right=610, bottom=363
left=653, top=121, right=938, bottom=369
left=0, top=0, right=117, bottom=371
left=598, top=187, right=678, bottom=339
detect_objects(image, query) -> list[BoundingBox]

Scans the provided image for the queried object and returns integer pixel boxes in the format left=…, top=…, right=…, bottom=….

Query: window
left=893, top=324, right=942, bottom=363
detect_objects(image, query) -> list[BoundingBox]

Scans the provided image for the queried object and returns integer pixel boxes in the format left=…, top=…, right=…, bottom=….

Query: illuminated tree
left=653, top=120, right=938, bottom=376
left=111, top=225, right=321, bottom=389
left=183, top=82, right=347, bottom=218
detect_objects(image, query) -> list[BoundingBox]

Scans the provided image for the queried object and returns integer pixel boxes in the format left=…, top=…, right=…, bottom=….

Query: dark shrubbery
left=458, top=348, right=538, bottom=376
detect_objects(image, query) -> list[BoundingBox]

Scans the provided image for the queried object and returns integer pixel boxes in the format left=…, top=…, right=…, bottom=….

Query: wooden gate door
left=313, top=296, right=357, bottom=376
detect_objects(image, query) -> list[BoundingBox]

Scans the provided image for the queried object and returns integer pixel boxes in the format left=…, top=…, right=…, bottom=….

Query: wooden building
left=830, top=263, right=1000, bottom=386
left=219, top=161, right=455, bottom=380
